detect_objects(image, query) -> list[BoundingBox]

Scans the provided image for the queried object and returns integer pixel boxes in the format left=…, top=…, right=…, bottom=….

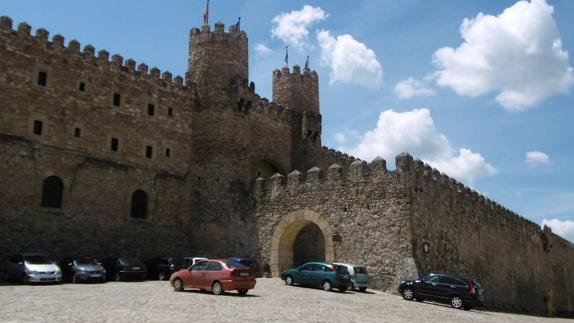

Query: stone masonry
left=0, top=15, right=573, bottom=316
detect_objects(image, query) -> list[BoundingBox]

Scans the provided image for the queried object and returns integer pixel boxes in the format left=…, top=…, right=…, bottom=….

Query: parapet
left=0, top=16, right=190, bottom=91
left=190, top=21, right=247, bottom=42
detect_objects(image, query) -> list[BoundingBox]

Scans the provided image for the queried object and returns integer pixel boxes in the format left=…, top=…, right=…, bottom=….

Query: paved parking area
left=0, top=278, right=568, bottom=322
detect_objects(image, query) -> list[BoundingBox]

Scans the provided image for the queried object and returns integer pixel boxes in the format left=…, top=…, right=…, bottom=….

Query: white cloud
left=317, top=30, right=383, bottom=89
left=334, top=132, right=347, bottom=144
left=394, top=77, right=436, bottom=99
left=433, top=0, right=573, bottom=111
left=350, top=108, right=497, bottom=184
left=526, top=151, right=551, bottom=168
left=255, top=43, right=274, bottom=57
left=271, top=5, right=328, bottom=50
left=542, top=218, right=574, bottom=242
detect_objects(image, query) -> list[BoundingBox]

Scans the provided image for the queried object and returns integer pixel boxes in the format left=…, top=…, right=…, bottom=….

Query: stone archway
left=270, top=209, right=335, bottom=277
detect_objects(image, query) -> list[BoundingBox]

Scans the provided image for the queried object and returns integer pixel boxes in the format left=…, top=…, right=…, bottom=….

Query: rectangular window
left=165, top=148, right=171, bottom=158
left=33, top=120, right=43, bottom=135
left=74, top=128, right=81, bottom=137
left=37, top=71, right=48, bottom=87
left=79, top=82, right=86, bottom=92
left=145, top=145, right=153, bottom=159
left=111, top=137, right=119, bottom=151
left=147, top=104, right=155, bottom=116
left=112, top=93, right=121, bottom=107
left=167, top=107, right=173, bottom=117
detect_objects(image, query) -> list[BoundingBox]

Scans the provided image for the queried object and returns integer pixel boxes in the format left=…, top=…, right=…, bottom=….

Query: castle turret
left=272, top=65, right=319, bottom=115
left=187, top=22, right=248, bottom=102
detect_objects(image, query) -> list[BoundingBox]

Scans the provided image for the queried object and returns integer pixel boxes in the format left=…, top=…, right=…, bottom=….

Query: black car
left=398, top=272, right=482, bottom=310
left=100, top=257, right=147, bottom=281
left=59, top=257, right=106, bottom=283
left=145, top=257, right=185, bottom=280
left=228, top=257, right=257, bottom=276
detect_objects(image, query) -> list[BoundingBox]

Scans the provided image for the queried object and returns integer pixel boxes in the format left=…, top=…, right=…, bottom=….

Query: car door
left=188, top=261, right=208, bottom=289
left=437, top=276, right=467, bottom=300
left=418, top=274, right=442, bottom=299
left=306, top=264, right=324, bottom=287
left=205, top=261, right=224, bottom=289
left=298, top=263, right=314, bottom=285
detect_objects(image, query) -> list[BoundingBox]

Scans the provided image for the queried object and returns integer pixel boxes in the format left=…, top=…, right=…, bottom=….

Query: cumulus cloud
left=526, top=151, right=551, bottom=168
left=433, top=0, right=573, bottom=111
left=271, top=5, right=328, bottom=50
left=394, top=77, right=436, bottom=99
left=317, top=30, right=383, bottom=89
left=334, top=132, right=347, bottom=144
left=542, top=218, right=574, bottom=242
left=350, top=108, right=497, bottom=184
left=255, top=43, right=274, bottom=56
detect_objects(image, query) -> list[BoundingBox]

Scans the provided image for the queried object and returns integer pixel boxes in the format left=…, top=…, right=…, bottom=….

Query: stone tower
left=272, top=65, right=320, bottom=115
left=187, top=22, right=248, bottom=104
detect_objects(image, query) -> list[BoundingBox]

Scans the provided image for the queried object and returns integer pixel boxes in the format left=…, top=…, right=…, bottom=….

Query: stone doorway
left=270, top=210, right=334, bottom=277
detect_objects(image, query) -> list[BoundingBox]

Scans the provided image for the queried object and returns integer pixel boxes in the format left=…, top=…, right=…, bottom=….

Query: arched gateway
left=270, top=209, right=335, bottom=277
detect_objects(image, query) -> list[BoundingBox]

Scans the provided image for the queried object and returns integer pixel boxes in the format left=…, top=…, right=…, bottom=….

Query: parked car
left=4, top=253, right=62, bottom=283
left=182, top=256, right=208, bottom=268
left=281, top=262, right=351, bottom=292
left=59, top=257, right=106, bottom=283
left=170, top=259, right=256, bottom=295
left=100, top=257, right=147, bottom=281
left=146, top=257, right=185, bottom=280
left=334, top=263, right=369, bottom=292
left=398, top=272, right=483, bottom=310
left=228, top=257, right=256, bottom=275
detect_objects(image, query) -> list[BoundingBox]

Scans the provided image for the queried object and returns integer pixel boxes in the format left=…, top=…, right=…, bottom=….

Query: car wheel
left=212, top=281, right=224, bottom=295
left=402, top=288, right=414, bottom=301
left=173, top=278, right=184, bottom=292
left=322, top=280, right=332, bottom=292
left=285, top=275, right=294, bottom=286
left=450, top=296, right=464, bottom=309
left=238, top=289, right=248, bottom=296
left=359, top=287, right=367, bottom=292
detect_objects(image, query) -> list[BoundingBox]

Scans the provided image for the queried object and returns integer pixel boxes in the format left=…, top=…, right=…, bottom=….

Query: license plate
left=239, top=272, right=249, bottom=277
left=132, top=267, right=141, bottom=270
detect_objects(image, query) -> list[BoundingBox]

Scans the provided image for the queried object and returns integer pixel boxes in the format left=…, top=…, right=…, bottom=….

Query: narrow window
left=112, top=93, right=121, bottom=107
left=167, top=107, right=173, bottom=117
left=74, top=128, right=81, bottom=137
left=165, top=148, right=171, bottom=158
left=37, top=71, right=48, bottom=87
left=147, top=104, right=155, bottom=116
left=145, top=145, right=153, bottom=159
left=41, top=176, right=64, bottom=208
left=130, top=190, right=148, bottom=219
left=33, top=120, right=43, bottom=135
left=111, top=137, right=119, bottom=151
left=79, top=82, right=86, bottom=92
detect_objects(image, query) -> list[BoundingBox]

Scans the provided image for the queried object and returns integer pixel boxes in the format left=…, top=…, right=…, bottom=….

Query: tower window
left=41, top=176, right=64, bottom=208
left=145, top=145, right=153, bottom=159
left=167, top=107, right=173, bottom=117
left=112, top=93, right=121, bottom=107
left=33, top=120, right=43, bottom=135
left=79, top=82, right=86, bottom=92
left=74, top=128, right=81, bottom=137
left=37, top=71, right=48, bottom=87
left=111, top=137, right=119, bottom=151
left=165, top=148, right=171, bottom=158
left=130, top=190, right=148, bottom=219
left=147, top=104, right=155, bottom=116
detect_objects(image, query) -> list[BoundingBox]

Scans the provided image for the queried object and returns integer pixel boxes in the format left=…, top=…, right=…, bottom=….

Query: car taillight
left=469, top=283, right=476, bottom=295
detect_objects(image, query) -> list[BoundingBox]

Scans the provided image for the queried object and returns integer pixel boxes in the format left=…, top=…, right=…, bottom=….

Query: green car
left=334, top=263, right=369, bottom=292
left=281, top=262, right=351, bottom=292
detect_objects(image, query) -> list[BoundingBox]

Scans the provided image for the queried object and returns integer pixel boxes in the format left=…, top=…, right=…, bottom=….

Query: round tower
left=272, top=65, right=319, bottom=115
left=187, top=22, right=248, bottom=102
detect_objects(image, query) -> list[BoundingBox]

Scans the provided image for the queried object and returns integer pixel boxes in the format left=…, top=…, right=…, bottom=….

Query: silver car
left=4, top=253, right=62, bottom=283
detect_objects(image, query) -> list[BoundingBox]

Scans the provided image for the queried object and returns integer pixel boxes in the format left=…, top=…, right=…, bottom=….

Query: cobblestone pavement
left=0, top=278, right=568, bottom=322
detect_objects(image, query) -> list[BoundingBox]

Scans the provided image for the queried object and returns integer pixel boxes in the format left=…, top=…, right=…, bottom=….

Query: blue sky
left=2, top=0, right=573, bottom=242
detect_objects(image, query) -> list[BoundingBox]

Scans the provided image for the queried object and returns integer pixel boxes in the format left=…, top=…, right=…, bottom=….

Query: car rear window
left=226, top=261, right=248, bottom=269
left=354, top=267, right=367, bottom=274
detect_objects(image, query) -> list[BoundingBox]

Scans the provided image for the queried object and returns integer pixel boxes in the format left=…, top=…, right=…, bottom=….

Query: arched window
left=41, top=176, right=64, bottom=208
left=130, top=190, right=148, bottom=219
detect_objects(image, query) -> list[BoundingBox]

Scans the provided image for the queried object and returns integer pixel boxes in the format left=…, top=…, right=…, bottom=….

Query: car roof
left=426, top=272, right=470, bottom=280
left=301, top=262, right=330, bottom=266
left=333, top=262, right=364, bottom=267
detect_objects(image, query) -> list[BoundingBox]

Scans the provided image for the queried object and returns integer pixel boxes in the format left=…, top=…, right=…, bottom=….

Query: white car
left=4, top=253, right=62, bottom=283
left=183, top=257, right=208, bottom=267
left=334, top=263, right=369, bottom=292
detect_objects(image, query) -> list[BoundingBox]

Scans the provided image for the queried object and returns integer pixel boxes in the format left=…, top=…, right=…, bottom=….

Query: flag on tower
left=285, top=46, right=289, bottom=66
left=304, top=56, right=309, bottom=69
left=203, top=0, right=210, bottom=25
left=236, top=17, right=241, bottom=29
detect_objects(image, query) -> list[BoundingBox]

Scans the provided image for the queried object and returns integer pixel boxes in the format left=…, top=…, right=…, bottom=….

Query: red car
left=170, top=259, right=256, bottom=295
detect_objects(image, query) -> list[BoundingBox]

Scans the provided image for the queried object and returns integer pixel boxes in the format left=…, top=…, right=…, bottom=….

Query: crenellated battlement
left=189, top=22, right=247, bottom=43
left=0, top=16, right=190, bottom=91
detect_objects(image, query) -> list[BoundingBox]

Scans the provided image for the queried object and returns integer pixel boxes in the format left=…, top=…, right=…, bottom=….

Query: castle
left=0, top=15, right=573, bottom=315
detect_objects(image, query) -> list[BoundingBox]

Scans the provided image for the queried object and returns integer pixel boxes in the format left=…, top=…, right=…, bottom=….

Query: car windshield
left=119, top=257, right=142, bottom=266
left=226, top=261, right=248, bottom=269
left=354, top=267, right=367, bottom=274
left=75, top=258, right=98, bottom=266
left=24, top=255, right=52, bottom=264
